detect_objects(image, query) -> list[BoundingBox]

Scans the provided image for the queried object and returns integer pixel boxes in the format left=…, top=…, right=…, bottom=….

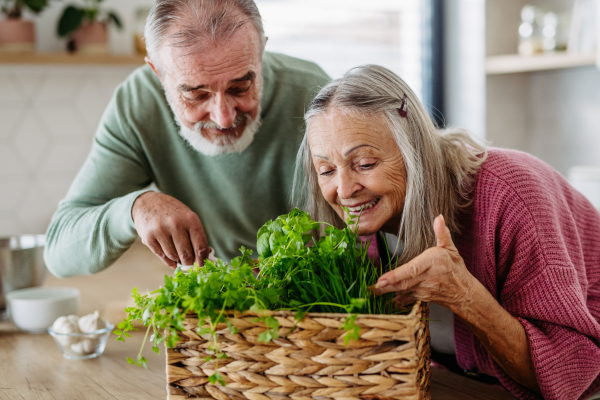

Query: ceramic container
left=72, top=22, right=108, bottom=54
left=0, top=19, right=35, bottom=52
left=6, top=287, right=80, bottom=333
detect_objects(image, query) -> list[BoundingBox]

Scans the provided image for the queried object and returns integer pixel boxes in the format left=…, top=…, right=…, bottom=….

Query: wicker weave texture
left=166, top=301, right=430, bottom=400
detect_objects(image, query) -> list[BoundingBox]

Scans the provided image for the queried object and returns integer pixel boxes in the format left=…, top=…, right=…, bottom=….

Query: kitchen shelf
left=486, top=52, right=597, bottom=75
left=0, top=52, right=146, bottom=65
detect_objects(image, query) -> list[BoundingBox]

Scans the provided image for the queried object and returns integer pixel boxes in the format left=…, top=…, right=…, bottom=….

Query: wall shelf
left=0, top=52, right=146, bottom=65
left=486, top=52, right=597, bottom=75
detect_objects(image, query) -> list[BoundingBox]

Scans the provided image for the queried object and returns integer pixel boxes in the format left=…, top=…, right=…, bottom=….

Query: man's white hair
left=145, top=0, right=266, bottom=70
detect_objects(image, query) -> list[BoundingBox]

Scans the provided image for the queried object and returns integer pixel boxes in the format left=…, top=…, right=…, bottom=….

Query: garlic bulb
left=78, top=310, right=107, bottom=333
left=52, top=315, right=81, bottom=346
left=71, top=338, right=98, bottom=355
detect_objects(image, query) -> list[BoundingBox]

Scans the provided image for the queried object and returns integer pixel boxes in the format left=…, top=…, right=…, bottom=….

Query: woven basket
left=166, top=301, right=431, bottom=400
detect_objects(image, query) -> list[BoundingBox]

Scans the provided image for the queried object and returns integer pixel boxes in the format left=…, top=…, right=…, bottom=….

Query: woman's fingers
left=393, top=293, right=416, bottom=308
left=434, top=214, right=455, bottom=250
left=373, top=252, right=432, bottom=295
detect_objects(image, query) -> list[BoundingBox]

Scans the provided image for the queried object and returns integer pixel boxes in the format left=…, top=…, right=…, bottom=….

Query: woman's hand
left=372, top=215, right=477, bottom=313
left=373, top=215, right=541, bottom=394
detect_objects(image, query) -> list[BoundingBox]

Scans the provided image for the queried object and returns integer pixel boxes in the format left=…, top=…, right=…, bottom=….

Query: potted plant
left=0, top=0, right=50, bottom=52
left=57, top=0, right=122, bottom=54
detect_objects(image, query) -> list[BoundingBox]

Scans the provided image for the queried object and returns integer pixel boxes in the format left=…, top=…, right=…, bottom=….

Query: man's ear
left=145, top=56, right=163, bottom=83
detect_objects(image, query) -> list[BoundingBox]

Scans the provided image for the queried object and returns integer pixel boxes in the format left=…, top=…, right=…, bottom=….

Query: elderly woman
left=295, top=65, right=600, bottom=400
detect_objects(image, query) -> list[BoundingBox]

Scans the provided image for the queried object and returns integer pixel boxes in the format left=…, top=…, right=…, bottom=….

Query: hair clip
left=398, top=94, right=408, bottom=118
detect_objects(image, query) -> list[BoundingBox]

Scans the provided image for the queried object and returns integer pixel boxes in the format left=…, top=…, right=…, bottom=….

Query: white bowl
left=6, top=287, right=79, bottom=333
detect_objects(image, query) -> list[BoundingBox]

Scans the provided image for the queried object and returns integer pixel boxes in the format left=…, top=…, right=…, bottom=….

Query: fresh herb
left=116, top=208, right=397, bottom=383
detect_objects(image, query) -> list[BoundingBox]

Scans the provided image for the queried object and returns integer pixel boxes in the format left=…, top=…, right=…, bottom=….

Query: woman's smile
left=308, top=109, right=407, bottom=235
left=344, top=198, right=381, bottom=215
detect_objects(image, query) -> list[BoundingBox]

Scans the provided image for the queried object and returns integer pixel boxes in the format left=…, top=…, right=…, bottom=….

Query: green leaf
left=138, top=356, right=148, bottom=369
left=257, top=232, right=272, bottom=258
left=208, top=372, right=225, bottom=386
left=107, top=11, right=123, bottom=30
left=57, top=6, right=86, bottom=37
left=23, top=0, right=48, bottom=13
left=269, top=231, right=283, bottom=253
left=258, top=330, right=273, bottom=343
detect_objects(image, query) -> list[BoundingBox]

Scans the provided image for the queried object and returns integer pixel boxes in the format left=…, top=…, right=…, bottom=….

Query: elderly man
left=44, top=0, right=329, bottom=277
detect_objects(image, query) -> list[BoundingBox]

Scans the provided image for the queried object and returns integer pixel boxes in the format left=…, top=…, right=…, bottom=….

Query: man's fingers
left=172, top=231, right=195, bottom=266
left=434, top=215, right=455, bottom=249
left=155, top=234, right=180, bottom=264
left=189, top=226, right=210, bottom=266
left=144, top=237, right=177, bottom=269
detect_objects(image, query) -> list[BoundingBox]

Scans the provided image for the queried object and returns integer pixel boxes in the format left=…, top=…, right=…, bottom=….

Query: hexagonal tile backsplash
left=0, top=65, right=140, bottom=236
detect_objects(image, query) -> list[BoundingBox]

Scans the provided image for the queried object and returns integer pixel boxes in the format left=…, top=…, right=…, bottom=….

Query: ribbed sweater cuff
left=105, top=188, right=151, bottom=243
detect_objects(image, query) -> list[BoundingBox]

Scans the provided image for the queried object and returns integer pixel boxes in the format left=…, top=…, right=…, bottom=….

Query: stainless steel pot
left=0, top=235, right=47, bottom=320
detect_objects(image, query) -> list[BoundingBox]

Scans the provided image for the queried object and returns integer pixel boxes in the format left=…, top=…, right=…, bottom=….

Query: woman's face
left=308, top=109, right=407, bottom=235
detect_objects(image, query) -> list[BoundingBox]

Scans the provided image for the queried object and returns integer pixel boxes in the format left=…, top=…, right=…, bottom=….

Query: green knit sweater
left=44, top=52, right=330, bottom=278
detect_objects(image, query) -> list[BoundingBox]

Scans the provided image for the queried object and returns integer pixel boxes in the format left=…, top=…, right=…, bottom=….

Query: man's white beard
left=166, top=92, right=262, bottom=156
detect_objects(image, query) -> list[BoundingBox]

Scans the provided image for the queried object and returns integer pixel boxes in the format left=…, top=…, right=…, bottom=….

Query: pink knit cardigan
left=453, top=149, right=600, bottom=399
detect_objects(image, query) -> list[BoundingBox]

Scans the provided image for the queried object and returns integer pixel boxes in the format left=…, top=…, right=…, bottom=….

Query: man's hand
left=132, top=192, right=210, bottom=268
left=372, top=215, right=476, bottom=311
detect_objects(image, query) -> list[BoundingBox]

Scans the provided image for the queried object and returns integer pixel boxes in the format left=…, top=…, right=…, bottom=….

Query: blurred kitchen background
left=0, top=0, right=599, bottom=236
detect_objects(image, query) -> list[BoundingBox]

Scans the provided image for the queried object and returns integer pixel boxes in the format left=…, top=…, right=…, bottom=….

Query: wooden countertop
left=0, top=242, right=516, bottom=399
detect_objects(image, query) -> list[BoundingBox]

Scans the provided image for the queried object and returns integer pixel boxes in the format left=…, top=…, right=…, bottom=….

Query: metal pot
left=0, top=235, right=47, bottom=320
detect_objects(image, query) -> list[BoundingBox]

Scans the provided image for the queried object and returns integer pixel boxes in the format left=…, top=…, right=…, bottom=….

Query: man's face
left=150, top=23, right=263, bottom=155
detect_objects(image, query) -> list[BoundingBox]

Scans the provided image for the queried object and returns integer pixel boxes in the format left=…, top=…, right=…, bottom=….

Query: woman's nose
left=209, top=93, right=236, bottom=128
left=337, top=170, right=362, bottom=199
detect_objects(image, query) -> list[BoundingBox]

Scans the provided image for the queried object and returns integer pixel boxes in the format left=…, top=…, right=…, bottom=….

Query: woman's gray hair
left=145, top=0, right=266, bottom=70
left=294, top=65, right=487, bottom=264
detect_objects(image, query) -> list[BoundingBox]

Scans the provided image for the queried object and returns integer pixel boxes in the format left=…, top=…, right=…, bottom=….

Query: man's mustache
left=195, top=113, right=250, bottom=130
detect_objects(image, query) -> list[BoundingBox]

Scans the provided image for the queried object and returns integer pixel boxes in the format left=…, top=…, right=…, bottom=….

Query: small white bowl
left=6, top=287, right=79, bottom=333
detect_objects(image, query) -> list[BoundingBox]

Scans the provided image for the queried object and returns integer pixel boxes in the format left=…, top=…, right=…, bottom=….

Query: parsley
left=117, top=208, right=398, bottom=381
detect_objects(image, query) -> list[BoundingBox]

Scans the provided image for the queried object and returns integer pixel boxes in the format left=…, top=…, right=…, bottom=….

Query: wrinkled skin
left=308, top=110, right=407, bottom=236
left=308, top=110, right=540, bottom=394
left=133, top=22, right=263, bottom=268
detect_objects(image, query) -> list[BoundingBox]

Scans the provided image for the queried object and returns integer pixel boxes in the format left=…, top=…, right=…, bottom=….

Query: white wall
left=25, top=0, right=154, bottom=54
left=444, top=0, right=487, bottom=139
left=485, top=0, right=600, bottom=176
left=0, top=66, right=138, bottom=235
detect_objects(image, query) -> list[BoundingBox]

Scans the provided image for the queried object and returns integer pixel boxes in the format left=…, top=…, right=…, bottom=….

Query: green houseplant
left=0, top=0, right=51, bottom=52
left=57, top=0, right=123, bottom=53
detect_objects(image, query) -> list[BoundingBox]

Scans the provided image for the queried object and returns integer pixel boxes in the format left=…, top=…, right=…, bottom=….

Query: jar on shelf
left=542, top=12, right=570, bottom=52
left=519, top=5, right=545, bottom=55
